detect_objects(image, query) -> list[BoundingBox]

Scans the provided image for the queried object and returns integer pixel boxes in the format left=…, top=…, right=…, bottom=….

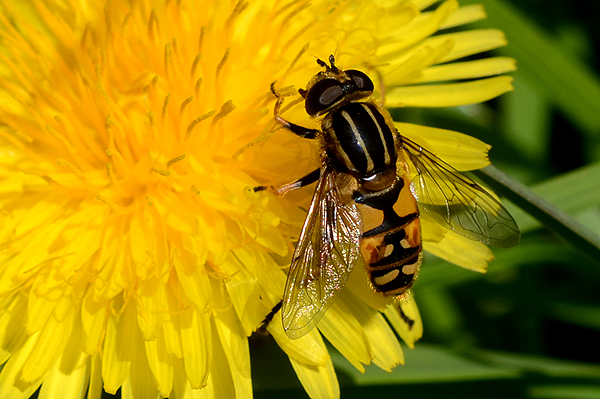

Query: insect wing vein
left=402, top=137, right=520, bottom=248
left=282, top=166, right=362, bottom=338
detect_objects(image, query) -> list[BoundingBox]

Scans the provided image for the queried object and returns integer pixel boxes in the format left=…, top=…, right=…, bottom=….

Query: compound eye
left=305, top=79, right=344, bottom=116
left=346, top=70, right=374, bottom=92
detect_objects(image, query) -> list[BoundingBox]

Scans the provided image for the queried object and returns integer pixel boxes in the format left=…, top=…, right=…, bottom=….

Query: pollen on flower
left=186, top=110, right=216, bottom=138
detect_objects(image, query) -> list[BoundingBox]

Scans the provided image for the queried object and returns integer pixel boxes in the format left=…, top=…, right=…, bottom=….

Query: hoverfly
left=257, top=55, right=520, bottom=339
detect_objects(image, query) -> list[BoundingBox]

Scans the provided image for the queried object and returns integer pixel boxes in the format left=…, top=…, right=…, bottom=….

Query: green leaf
left=549, top=302, right=600, bottom=332
left=473, top=349, right=600, bottom=378
left=472, top=165, right=600, bottom=267
left=331, top=344, right=518, bottom=385
left=529, top=385, right=600, bottom=399
left=461, top=0, right=600, bottom=135
left=515, top=163, right=600, bottom=224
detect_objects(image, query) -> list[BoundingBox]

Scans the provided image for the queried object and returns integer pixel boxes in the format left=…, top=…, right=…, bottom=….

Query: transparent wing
left=282, top=166, right=362, bottom=339
left=401, top=136, right=520, bottom=248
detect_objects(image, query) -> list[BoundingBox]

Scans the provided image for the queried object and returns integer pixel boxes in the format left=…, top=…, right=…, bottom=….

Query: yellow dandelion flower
left=0, top=0, right=517, bottom=398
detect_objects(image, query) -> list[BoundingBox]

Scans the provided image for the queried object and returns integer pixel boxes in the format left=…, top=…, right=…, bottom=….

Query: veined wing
left=282, top=165, right=362, bottom=339
left=401, top=136, right=520, bottom=248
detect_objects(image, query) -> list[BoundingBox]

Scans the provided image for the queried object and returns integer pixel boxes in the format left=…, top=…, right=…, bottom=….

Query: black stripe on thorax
left=327, top=102, right=396, bottom=175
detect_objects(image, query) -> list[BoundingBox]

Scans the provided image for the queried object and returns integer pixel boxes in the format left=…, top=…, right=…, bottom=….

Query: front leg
left=271, top=82, right=320, bottom=139
left=254, top=168, right=320, bottom=196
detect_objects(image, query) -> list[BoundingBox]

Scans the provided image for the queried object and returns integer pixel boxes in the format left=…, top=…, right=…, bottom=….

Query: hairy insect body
left=259, top=55, right=520, bottom=339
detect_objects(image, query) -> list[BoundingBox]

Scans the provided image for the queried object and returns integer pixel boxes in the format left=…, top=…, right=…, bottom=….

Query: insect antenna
left=327, top=54, right=339, bottom=72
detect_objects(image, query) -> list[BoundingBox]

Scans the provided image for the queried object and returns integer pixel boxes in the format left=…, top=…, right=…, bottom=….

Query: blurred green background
left=252, top=0, right=600, bottom=398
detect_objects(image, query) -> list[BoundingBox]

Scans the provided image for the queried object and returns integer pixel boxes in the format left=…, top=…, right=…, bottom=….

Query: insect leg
left=271, top=82, right=319, bottom=139
left=258, top=300, right=283, bottom=334
left=399, top=305, right=415, bottom=330
left=254, top=168, right=320, bottom=196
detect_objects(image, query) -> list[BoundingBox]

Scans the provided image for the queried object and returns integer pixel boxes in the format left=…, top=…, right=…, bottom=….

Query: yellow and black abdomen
left=355, top=161, right=422, bottom=297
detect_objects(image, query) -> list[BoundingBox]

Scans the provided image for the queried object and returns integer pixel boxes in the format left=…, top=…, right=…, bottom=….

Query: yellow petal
left=379, top=0, right=459, bottom=62
left=38, top=321, right=89, bottom=399
left=423, top=218, right=494, bottom=272
left=173, top=243, right=212, bottom=311
left=0, top=293, right=28, bottom=365
left=382, top=39, right=455, bottom=86
left=346, top=258, right=393, bottom=312
left=144, top=337, right=174, bottom=398
left=223, top=262, right=262, bottom=336
left=170, top=360, right=188, bottom=399
left=268, top=317, right=329, bottom=368
left=413, top=0, right=440, bottom=10
left=174, top=320, right=239, bottom=399
left=438, top=29, right=508, bottom=63
left=290, top=356, right=340, bottom=399
left=0, top=225, right=54, bottom=297
left=87, top=354, right=102, bottom=399
left=231, top=247, right=287, bottom=299
left=214, top=307, right=252, bottom=399
left=102, top=301, right=133, bottom=394
left=21, top=308, right=75, bottom=383
left=441, top=4, right=486, bottom=29
left=161, top=286, right=184, bottom=359
left=26, top=280, right=58, bottom=336
left=397, top=122, right=491, bottom=171
left=121, top=339, right=161, bottom=399
left=0, top=336, right=43, bottom=398
left=411, top=57, right=517, bottom=84
left=386, top=76, right=514, bottom=108
left=136, top=277, right=169, bottom=341
left=128, top=211, right=168, bottom=281
left=401, top=297, right=424, bottom=347
left=93, top=228, right=129, bottom=301
left=384, top=297, right=423, bottom=349
left=317, top=298, right=372, bottom=372
left=419, top=212, right=447, bottom=244
left=179, top=307, right=212, bottom=389
left=343, top=294, right=404, bottom=372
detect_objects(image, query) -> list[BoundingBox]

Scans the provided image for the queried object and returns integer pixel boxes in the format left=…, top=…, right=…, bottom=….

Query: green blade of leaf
left=549, top=301, right=600, bottom=332
left=473, top=349, right=600, bottom=378
left=523, top=162, right=600, bottom=219
left=472, top=165, right=600, bottom=266
left=331, top=344, right=518, bottom=385
left=461, top=0, right=600, bottom=135
left=529, top=385, right=600, bottom=399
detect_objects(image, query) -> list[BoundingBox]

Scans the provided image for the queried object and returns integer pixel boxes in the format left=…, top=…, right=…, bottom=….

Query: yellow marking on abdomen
left=373, top=269, right=400, bottom=286
left=402, top=262, right=419, bottom=276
